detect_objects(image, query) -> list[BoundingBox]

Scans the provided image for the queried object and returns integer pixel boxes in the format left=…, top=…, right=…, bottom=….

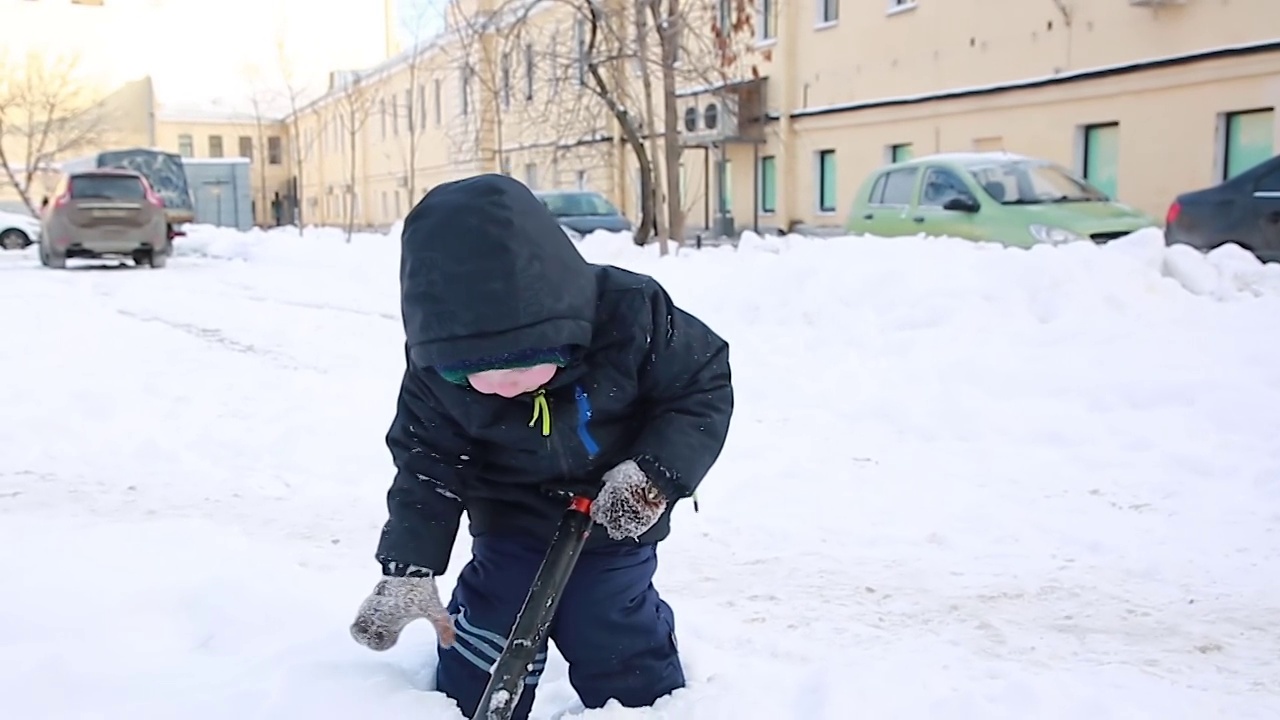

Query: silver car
left=39, top=169, right=170, bottom=269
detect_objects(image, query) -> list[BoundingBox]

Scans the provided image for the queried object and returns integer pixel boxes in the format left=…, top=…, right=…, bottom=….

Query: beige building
left=7, top=0, right=1276, bottom=233
left=270, top=0, right=1280, bottom=234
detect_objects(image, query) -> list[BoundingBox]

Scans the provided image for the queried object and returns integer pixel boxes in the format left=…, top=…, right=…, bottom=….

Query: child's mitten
left=350, top=574, right=456, bottom=651
left=591, top=460, right=668, bottom=540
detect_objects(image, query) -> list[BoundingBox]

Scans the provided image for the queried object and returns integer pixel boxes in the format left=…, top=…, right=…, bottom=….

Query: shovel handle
left=473, top=496, right=594, bottom=720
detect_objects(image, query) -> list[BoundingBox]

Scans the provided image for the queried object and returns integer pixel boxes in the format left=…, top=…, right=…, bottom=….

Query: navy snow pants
left=436, top=534, right=685, bottom=719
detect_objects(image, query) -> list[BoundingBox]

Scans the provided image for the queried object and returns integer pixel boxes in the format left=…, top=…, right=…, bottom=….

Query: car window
left=866, top=173, right=888, bottom=204
left=69, top=175, right=146, bottom=201
left=968, top=161, right=1104, bottom=204
left=1255, top=164, right=1280, bottom=193
left=918, top=167, right=970, bottom=207
left=877, top=168, right=919, bottom=206
left=539, top=192, right=618, bottom=217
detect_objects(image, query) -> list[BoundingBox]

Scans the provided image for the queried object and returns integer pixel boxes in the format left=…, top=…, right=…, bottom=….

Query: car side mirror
left=943, top=195, right=980, bottom=213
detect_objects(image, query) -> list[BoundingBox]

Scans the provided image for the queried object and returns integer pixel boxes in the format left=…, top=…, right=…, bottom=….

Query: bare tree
left=275, top=34, right=319, bottom=233
left=0, top=51, right=108, bottom=215
left=241, top=62, right=284, bottom=227
left=394, top=0, right=448, bottom=203
left=439, top=0, right=760, bottom=248
left=444, top=1, right=523, bottom=173
left=635, top=0, right=667, bottom=246
left=333, top=72, right=379, bottom=242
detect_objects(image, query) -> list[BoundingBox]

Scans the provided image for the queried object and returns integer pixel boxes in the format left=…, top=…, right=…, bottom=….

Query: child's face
left=468, top=364, right=557, bottom=398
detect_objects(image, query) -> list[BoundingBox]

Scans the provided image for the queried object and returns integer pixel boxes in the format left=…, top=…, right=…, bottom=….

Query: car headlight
left=1028, top=224, right=1086, bottom=245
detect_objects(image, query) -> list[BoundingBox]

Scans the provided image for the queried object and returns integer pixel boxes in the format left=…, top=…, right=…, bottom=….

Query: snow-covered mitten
left=349, top=573, right=456, bottom=651
left=590, top=460, right=668, bottom=540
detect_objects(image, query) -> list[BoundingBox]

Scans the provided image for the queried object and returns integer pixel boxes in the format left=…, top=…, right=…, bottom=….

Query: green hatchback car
left=845, top=152, right=1158, bottom=247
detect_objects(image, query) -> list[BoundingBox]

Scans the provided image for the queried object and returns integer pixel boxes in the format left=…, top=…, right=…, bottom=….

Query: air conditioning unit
left=677, top=91, right=739, bottom=145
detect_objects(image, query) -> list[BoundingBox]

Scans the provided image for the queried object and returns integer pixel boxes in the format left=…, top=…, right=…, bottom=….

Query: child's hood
left=398, top=173, right=599, bottom=371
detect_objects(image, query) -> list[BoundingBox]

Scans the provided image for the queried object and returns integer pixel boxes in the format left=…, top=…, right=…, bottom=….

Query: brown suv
left=39, top=169, right=171, bottom=269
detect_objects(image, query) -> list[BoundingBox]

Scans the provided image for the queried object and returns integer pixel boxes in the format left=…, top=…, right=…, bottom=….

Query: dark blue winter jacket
left=375, top=174, right=734, bottom=576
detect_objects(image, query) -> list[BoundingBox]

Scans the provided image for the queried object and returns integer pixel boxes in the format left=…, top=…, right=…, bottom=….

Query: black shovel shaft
left=472, top=496, right=594, bottom=720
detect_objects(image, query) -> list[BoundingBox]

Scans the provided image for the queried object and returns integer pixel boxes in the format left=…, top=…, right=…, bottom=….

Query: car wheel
left=39, top=245, right=66, bottom=269
left=136, top=249, right=167, bottom=269
left=1, top=228, right=30, bottom=250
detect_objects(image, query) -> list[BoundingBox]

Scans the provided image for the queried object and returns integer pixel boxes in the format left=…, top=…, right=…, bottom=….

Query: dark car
left=38, top=169, right=171, bottom=269
left=1164, top=153, right=1280, bottom=264
left=533, top=190, right=633, bottom=236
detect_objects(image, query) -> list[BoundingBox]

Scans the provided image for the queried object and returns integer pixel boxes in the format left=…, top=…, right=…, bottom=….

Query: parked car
left=845, top=152, right=1157, bottom=247
left=1164, top=153, right=1280, bottom=264
left=0, top=209, right=41, bottom=250
left=39, top=169, right=171, bottom=269
left=534, top=190, right=633, bottom=237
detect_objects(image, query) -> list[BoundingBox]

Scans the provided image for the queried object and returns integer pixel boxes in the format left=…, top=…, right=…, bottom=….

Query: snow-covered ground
left=2, top=225, right=1279, bottom=719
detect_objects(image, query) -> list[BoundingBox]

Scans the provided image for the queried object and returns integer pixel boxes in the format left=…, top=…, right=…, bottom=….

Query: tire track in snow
left=111, top=308, right=323, bottom=373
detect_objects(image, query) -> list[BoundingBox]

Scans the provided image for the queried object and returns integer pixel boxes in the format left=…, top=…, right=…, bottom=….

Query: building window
left=177, top=134, right=193, bottom=157
left=575, top=19, right=586, bottom=86
left=888, top=0, right=917, bottom=12
left=392, top=95, right=400, bottom=135
left=418, top=84, right=427, bottom=130
left=433, top=79, right=443, bottom=125
left=208, top=135, right=223, bottom=158
left=267, top=136, right=283, bottom=165
left=887, top=143, right=913, bottom=163
left=404, top=89, right=413, bottom=132
left=1079, top=122, right=1119, bottom=199
left=380, top=98, right=387, bottom=137
left=525, top=163, right=538, bottom=189
left=758, top=155, right=776, bottom=213
left=816, top=149, right=836, bottom=212
left=717, top=0, right=731, bottom=34
left=717, top=158, right=732, bottom=214
left=818, top=0, right=839, bottom=25
left=759, top=0, right=776, bottom=40
left=1221, top=109, right=1274, bottom=180
left=501, top=52, right=512, bottom=108
left=524, top=43, right=535, bottom=101
left=461, top=66, right=471, bottom=115
left=238, top=136, right=253, bottom=161
left=576, top=170, right=588, bottom=190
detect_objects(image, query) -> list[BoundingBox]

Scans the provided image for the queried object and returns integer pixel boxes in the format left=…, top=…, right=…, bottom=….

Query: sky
left=7, top=0, right=395, bottom=115
left=396, top=0, right=448, bottom=45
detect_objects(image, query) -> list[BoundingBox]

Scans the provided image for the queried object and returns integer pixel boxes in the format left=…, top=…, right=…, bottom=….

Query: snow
left=2, top=224, right=1280, bottom=719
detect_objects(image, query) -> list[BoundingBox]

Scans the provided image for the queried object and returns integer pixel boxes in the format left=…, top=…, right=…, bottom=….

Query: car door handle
left=912, top=216, right=924, bottom=223
left=862, top=213, right=873, bottom=220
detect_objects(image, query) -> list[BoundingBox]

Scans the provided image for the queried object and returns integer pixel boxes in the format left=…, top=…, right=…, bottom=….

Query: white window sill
left=814, top=20, right=838, bottom=31
left=754, top=38, right=778, bottom=50
left=886, top=3, right=918, bottom=17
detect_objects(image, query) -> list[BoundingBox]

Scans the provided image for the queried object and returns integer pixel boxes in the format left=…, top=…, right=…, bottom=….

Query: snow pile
left=2, top=223, right=1279, bottom=719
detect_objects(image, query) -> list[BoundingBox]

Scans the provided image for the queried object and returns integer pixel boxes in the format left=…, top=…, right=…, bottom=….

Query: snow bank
left=176, top=224, right=1280, bottom=303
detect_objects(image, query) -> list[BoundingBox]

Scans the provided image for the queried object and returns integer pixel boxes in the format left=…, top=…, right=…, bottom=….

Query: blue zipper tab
left=573, top=385, right=600, bottom=458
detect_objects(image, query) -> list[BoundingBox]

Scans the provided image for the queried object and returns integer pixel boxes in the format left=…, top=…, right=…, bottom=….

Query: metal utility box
left=181, top=158, right=253, bottom=230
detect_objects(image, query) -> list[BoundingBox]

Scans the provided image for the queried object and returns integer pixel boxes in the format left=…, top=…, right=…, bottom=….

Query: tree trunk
left=290, top=116, right=305, bottom=234
left=636, top=0, right=667, bottom=253
left=655, top=0, right=684, bottom=251
left=584, top=5, right=653, bottom=245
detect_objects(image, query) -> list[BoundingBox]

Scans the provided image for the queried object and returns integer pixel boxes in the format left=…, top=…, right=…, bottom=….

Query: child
left=349, top=173, right=734, bottom=719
